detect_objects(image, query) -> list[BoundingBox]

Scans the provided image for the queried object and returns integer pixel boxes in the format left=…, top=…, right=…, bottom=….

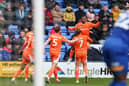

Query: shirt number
left=52, top=39, right=57, bottom=46
left=80, top=40, right=83, bottom=48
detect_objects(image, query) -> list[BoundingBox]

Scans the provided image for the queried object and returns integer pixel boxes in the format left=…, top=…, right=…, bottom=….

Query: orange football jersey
left=72, top=34, right=93, bottom=51
left=69, top=22, right=100, bottom=36
left=48, top=33, right=68, bottom=52
left=25, top=31, right=34, bottom=49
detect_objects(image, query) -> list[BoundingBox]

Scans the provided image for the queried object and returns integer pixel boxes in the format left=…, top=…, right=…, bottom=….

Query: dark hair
left=75, top=28, right=81, bottom=35
left=54, top=26, right=60, bottom=33
left=81, top=14, right=86, bottom=18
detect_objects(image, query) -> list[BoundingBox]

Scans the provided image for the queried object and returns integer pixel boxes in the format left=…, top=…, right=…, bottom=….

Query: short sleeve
left=62, top=36, right=68, bottom=42
left=48, top=35, right=52, bottom=40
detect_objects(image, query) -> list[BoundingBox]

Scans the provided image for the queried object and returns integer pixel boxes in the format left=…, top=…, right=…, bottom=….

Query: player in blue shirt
left=103, top=3, right=129, bottom=86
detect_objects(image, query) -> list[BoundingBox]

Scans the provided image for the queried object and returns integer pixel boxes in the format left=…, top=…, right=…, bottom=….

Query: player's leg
left=46, top=62, right=57, bottom=82
left=110, top=74, right=127, bottom=86
left=24, top=64, right=30, bottom=82
left=103, top=37, right=128, bottom=86
left=82, top=52, right=88, bottom=83
left=69, top=47, right=75, bottom=59
left=75, top=55, right=81, bottom=83
left=46, top=53, right=60, bottom=83
left=54, top=64, right=60, bottom=83
left=82, top=62, right=88, bottom=83
left=11, top=63, right=26, bottom=82
left=24, top=54, right=34, bottom=82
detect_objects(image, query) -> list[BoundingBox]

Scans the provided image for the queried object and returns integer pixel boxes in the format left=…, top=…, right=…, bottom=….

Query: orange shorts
left=50, top=50, right=60, bottom=63
left=22, top=48, right=33, bottom=64
left=75, top=50, right=87, bottom=63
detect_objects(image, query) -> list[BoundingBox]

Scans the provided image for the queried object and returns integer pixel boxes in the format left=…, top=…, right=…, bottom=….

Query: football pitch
left=0, top=78, right=128, bottom=86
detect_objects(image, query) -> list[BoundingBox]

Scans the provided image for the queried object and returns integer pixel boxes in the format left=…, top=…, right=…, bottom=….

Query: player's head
left=75, top=28, right=81, bottom=36
left=81, top=15, right=87, bottom=23
left=125, top=3, right=129, bottom=10
left=28, top=27, right=33, bottom=32
left=54, top=24, right=60, bottom=33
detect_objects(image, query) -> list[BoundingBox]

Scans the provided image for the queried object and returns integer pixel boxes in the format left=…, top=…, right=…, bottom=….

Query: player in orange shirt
left=11, top=30, right=34, bottom=83
left=68, top=29, right=93, bottom=83
left=68, top=15, right=100, bottom=36
left=44, top=27, right=77, bottom=83
left=68, top=15, right=100, bottom=62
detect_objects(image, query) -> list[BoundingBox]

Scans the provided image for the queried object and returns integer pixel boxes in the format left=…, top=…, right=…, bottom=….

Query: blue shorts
left=103, top=36, right=129, bottom=75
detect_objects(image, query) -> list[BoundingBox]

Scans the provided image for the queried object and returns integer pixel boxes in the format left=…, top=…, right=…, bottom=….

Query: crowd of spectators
left=0, top=0, right=129, bottom=61
left=0, top=0, right=32, bottom=61
left=45, top=0, right=128, bottom=43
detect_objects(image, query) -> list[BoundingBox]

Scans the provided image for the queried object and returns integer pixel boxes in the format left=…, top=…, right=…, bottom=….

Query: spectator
left=16, top=4, right=28, bottom=20
left=87, top=0, right=101, bottom=8
left=119, top=0, right=129, bottom=9
left=9, top=0, right=24, bottom=11
left=111, top=5, right=121, bottom=21
left=109, top=0, right=129, bottom=9
left=0, top=32, right=5, bottom=49
left=51, top=5, right=65, bottom=26
left=45, top=0, right=58, bottom=10
left=16, top=4, right=28, bottom=28
left=12, top=43, right=21, bottom=60
left=90, top=15, right=101, bottom=43
left=77, top=0, right=86, bottom=7
left=99, top=5, right=110, bottom=24
left=24, top=11, right=33, bottom=28
left=108, top=16, right=114, bottom=29
left=75, top=4, right=85, bottom=24
left=100, top=24, right=109, bottom=40
left=0, top=10, right=6, bottom=30
left=3, top=4, right=16, bottom=26
left=2, top=43, right=12, bottom=61
left=63, top=6, right=75, bottom=26
left=86, top=6, right=95, bottom=22
left=0, top=0, right=2, bottom=3
left=45, top=7, right=53, bottom=25
left=17, top=30, right=25, bottom=47
left=64, top=0, right=77, bottom=8
left=0, top=0, right=8, bottom=12
left=24, top=28, right=29, bottom=33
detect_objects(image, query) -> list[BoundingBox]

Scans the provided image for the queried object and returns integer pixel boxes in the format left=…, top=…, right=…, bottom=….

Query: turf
left=0, top=78, right=129, bottom=86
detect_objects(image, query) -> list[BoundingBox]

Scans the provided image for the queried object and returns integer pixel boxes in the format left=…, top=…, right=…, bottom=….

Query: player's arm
left=70, top=38, right=79, bottom=43
left=44, top=35, right=52, bottom=46
left=87, top=37, right=93, bottom=43
left=63, top=36, right=79, bottom=44
left=18, top=40, right=28, bottom=54
left=67, top=24, right=78, bottom=31
left=89, top=21, right=100, bottom=28
left=44, top=38, right=51, bottom=46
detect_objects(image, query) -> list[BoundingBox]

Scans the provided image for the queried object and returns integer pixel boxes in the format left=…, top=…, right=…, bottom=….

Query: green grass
left=0, top=78, right=129, bottom=86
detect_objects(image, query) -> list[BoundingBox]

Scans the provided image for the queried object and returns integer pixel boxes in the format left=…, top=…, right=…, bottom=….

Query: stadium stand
left=0, top=0, right=128, bottom=61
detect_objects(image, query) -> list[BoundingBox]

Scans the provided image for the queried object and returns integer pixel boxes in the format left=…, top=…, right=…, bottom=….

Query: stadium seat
left=45, top=52, right=51, bottom=62
left=3, top=35, right=8, bottom=39
left=8, top=24, right=19, bottom=34
left=62, top=32, right=67, bottom=36
left=15, top=34, right=20, bottom=39
left=61, top=26, right=67, bottom=33
left=60, top=52, right=65, bottom=62
left=56, top=0, right=64, bottom=8
left=100, top=0, right=109, bottom=6
left=45, top=45, right=50, bottom=52
left=69, top=32, right=74, bottom=37
left=44, top=35, right=48, bottom=40
left=65, top=43, right=71, bottom=50
left=61, top=8, right=78, bottom=12
left=61, top=45, right=66, bottom=52
left=64, top=35, right=71, bottom=40
left=46, top=26, right=53, bottom=31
